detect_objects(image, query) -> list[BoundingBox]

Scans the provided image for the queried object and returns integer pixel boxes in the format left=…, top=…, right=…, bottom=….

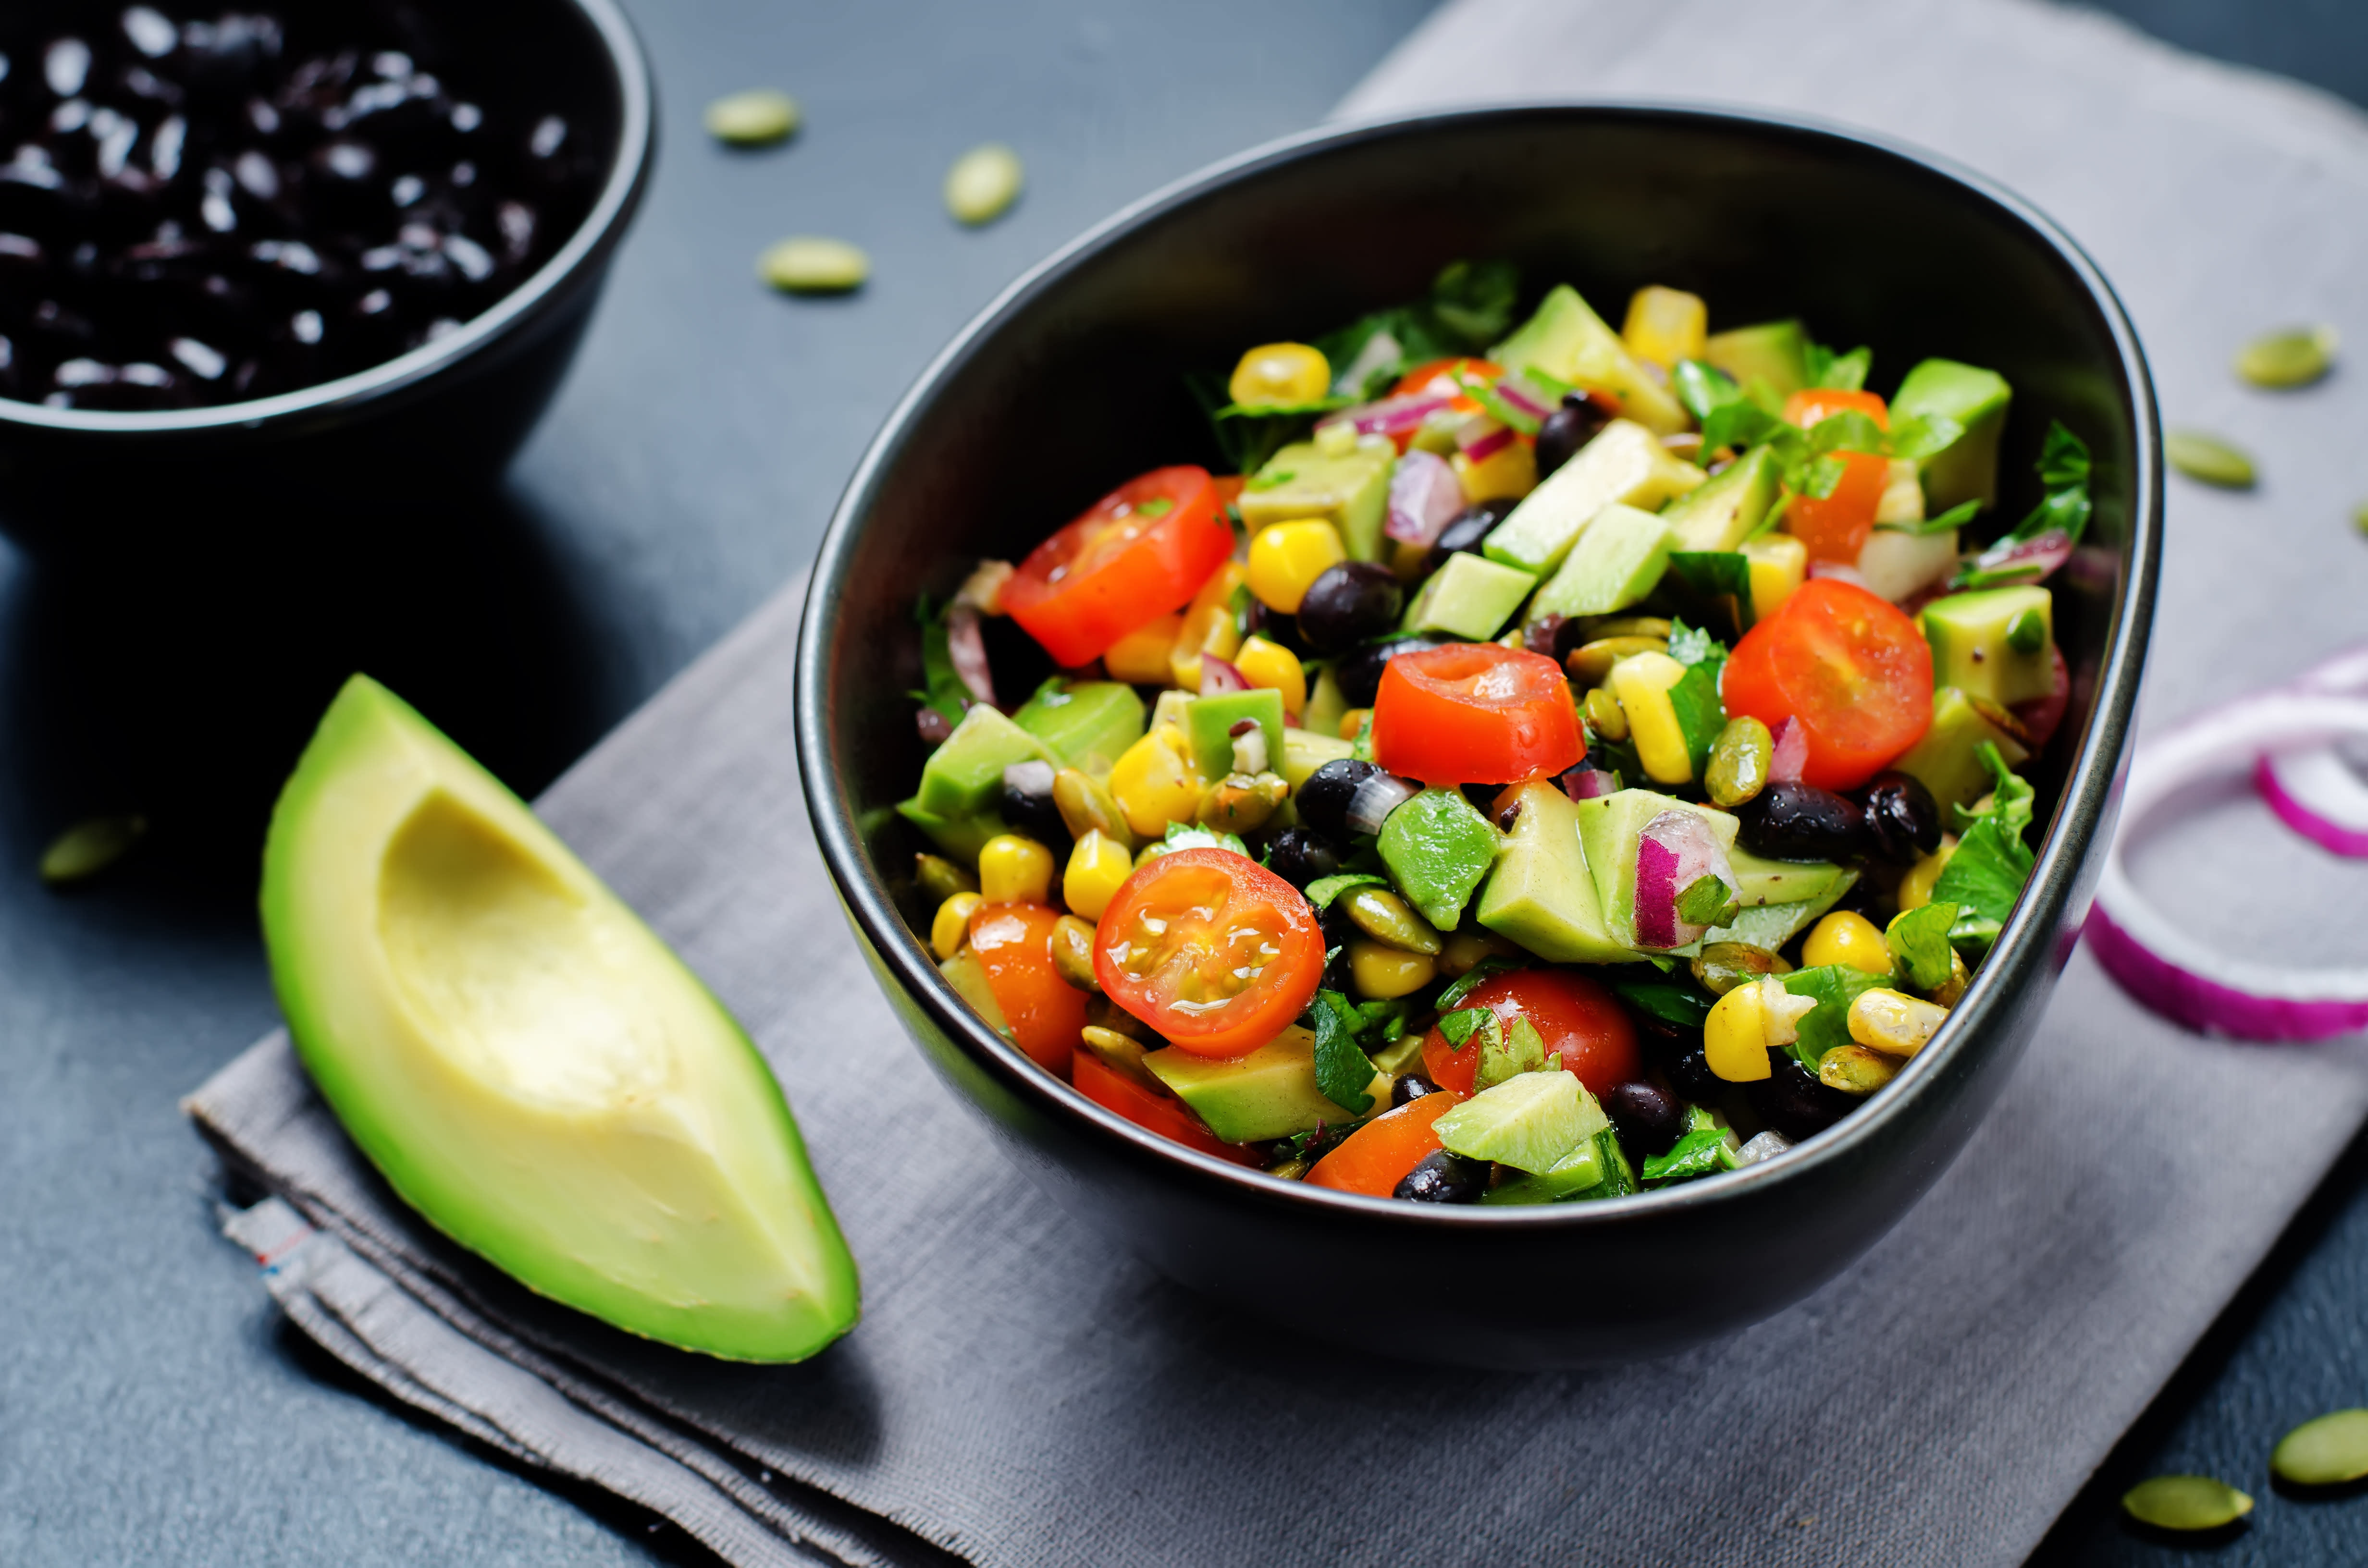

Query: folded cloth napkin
left=189, top=1, right=2368, bottom=1563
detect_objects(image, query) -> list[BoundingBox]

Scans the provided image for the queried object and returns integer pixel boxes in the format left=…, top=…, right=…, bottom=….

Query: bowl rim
left=797, top=99, right=2161, bottom=1229
left=0, top=0, right=655, bottom=436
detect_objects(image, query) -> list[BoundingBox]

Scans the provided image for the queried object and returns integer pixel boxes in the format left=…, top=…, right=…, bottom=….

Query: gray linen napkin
left=188, top=1, right=2368, bottom=1563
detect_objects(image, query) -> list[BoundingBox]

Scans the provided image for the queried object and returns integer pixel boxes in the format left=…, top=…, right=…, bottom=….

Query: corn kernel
left=1107, top=725, right=1202, bottom=839
left=1062, top=830, right=1133, bottom=921
left=1451, top=440, right=1537, bottom=504
left=1703, top=980, right=1773, bottom=1082
left=1233, top=635, right=1307, bottom=718
left=1348, top=939, right=1435, bottom=1000
left=930, top=891, right=983, bottom=959
left=1621, top=285, right=1708, bottom=368
left=1229, top=342, right=1330, bottom=407
left=1609, top=651, right=1692, bottom=784
left=1338, top=707, right=1371, bottom=741
left=1897, top=834, right=1958, bottom=911
left=978, top=833, right=1054, bottom=905
left=1168, top=561, right=1248, bottom=689
left=1104, top=612, right=1183, bottom=685
left=1740, top=533, right=1806, bottom=622
left=1246, top=520, right=1344, bottom=615
left=1817, top=1043, right=1900, bottom=1095
left=1803, top=910, right=1894, bottom=976
left=1848, top=987, right=1949, bottom=1057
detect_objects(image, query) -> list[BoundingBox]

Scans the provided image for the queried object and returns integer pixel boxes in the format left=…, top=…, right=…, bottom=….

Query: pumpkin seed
left=40, top=814, right=145, bottom=886
left=915, top=852, right=977, bottom=904
left=1343, top=885, right=1443, bottom=956
left=1692, top=941, right=1789, bottom=996
left=703, top=88, right=800, bottom=147
left=2119, top=1475, right=2254, bottom=1531
left=2270, top=1407, right=2368, bottom=1487
left=1051, top=916, right=1100, bottom=993
left=1704, top=715, right=1774, bottom=808
left=1816, top=1043, right=1899, bottom=1096
left=2234, top=323, right=2336, bottom=389
left=1567, top=635, right=1666, bottom=685
left=1583, top=685, right=1627, bottom=742
left=944, top=143, right=1024, bottom=226
left=2165, top=429, right=2257, bottom=489
left=758, top=236, right=868, bottom=294
left=2353, top=501, right=2368, bottom=539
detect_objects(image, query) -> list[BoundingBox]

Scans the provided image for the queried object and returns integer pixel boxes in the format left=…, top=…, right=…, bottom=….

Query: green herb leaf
left=1162, top=821, right=1250, bottom=857
left=1806, top=410, right=1887, bottom=459
left=1701, top=397, right=1787, bottom=459
left=1436, top=1006, right=1489, bottom=1048
left=1612, top=979, right=1714, bottom=1028
left=1306, top=989, right=1376, bottom=1115
left=1245, top=469, right=1296, bottom=491
left=1801, top=452, right=1849, bottom=501
left=1664, top=616, right=1728, bottom=669
left=1676, top=874, right=1741, bottom=928
left=909, top=594, right=969, bottom=727
left=1886, top=901, right=1961, bottom=991
left=1884, top=412, right=1966, bottom=464
left=1928, top=821, right=2031, bottom=940
left=1875, top=498, right=1982, bottom=537
left=1642, top=1125, right=1738, bottom=1185
left=1452, top=368, right=1540, bottom=435
left=1302, top=872, right=1387, bottom=913
left=1665, top=551, right=1756, bottom=634
left=1427, top=258, right=1521, bottom=349
left=1781, top=966, right=1889, bottom=1075
left=2007, top=420, right=2094, bottom=544
left=1133, top=495, right=1174, bottom=519
left=1672, top=359, right=1742, bottom=423
left=1805, top=341, right=1871, bottom=391
left=1475, top=1015, right=1545, bottom=1090
left=1436, top=956, right=1521, bottom=1011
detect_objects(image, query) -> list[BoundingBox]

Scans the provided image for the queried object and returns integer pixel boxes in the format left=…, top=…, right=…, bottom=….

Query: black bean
left=1394, top=1148, right=1489, bottom=1203
left=1295, top=758, right=1381, bottom=844
left=1746, top=1056, right=1856, bottom=1141
left=1662, top=1041, right=1724, bottom=1103
left=1856, top=771, right=1943, bottom=864
left=1295, top=562, right=1404, bottom=654
left=1533, top=392, right=1611, bottom=478
left=1731, top=780, right=1870, bottom=862
left=1331, top=633, right=1448, bottom=710
left=1240, top=600, right=1306, bottom=658
left=1261, top=826, right=1339, bottom=890
left=1603, top=1080, right=1686, bottom=1160
left=998, top=781, right=1068, bottom=851
left=1417, top=500, right=1515, bottom=580
left=1390, top=1074, right=1438, bottom=1109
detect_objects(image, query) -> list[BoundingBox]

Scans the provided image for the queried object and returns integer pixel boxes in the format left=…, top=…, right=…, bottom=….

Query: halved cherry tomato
left=1305, top=1090, right=1464, bottom=1196
left=1003, top=466, right=1232, bottom=667
left=1092, top=848, right=1324, bottom=1058
left=1721, top=577, right=1934, bottom=791
left=1783, top=387, right=1889, bottom=431
left=969, top=903, right=1088, bottom=1075
left=1370, top=643, right=1582, bottom=786
left=1072, top=1051, right=1260, bottom=1165
left=1394, top=356, right=1504, bottom=412
left=1784, top=448, right=1890, bottom=564
left=1420, top=970, right=1640, bottom=1098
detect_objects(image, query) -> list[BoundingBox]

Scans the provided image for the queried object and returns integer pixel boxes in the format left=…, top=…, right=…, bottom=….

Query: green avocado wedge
left=261, top=676, right=859, bottom=1362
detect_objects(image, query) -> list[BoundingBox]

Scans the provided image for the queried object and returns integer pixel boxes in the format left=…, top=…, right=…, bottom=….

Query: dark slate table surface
left=3, top=2, right=2362, bottom=1563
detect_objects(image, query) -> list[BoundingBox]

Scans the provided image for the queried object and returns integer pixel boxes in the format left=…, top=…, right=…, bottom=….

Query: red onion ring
left=1457, top=420, right=1514, bottom=463
left=2252, top=643, right=2368, bottom=858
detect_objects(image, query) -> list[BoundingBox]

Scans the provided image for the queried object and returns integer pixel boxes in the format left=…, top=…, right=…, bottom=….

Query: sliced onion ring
left=2253, top=642, right=2368, bottom=858
left=1345, top=772, right=1418, bottom=837
left=2091, top=692, right=2368, bottom=1040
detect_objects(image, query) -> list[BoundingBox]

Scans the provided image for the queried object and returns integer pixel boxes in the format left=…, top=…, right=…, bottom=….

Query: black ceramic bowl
left=0, top=0, right=652, bottom=551
left=797, top=104, right=2159, bottom=1368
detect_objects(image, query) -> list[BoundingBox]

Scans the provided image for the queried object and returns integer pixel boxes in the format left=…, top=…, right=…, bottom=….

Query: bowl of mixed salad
left=797, top=104, right=2158, bottom=1365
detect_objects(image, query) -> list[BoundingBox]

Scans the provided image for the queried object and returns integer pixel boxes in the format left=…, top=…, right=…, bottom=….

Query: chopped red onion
left=1002, top=760, right=1056, bottom=798
left=2252, top=642, right=2368, bottom=858
left=1767, top=717, right=1809, bottom=784
left=1493, top=373, right=1555, bottom=422
left=1806, top=560, right=1870, bottom=590
left=1385, top=448, right=1468, bottom=546
left=1345, top=773, right=1419, bottom=837
left=1632, top=809, right=1737, bottom=950
left=1458, top=419, right=1514, bottom=463
left=1318, top=392, right=1451, bottom=441
left=946, top=603, right=997, bottom=709
left=1959, top=527, right=2072, bottom=587
left=1198, top=656, right=1249, bottom=696
left=1559, top=766, right=1620, bottom=801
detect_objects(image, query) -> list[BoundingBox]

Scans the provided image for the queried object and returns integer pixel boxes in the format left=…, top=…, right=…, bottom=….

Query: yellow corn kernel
left=930, top=891, right=983, bottom=959
left=1167, top=560, right=1249, bottom=689
left=1338, top=707, right=1371, bottom=741
left=1062, top=830, right=1133, bottom=922
left=1803, top=910, right=1892, bottom=976
left=1246, top=520, right=1344, bottom=614
left=1608, top=651, right=1692, bottom=784
left=1847, top=987, right=1949, bottom=1057
left=1233, top=635, right=1307, bottom=717
left=1104, top=612, right=1183, bottom=685
left=1740, top=533, right=1807, bottom=622
left=1349, top=939, right=1435, bottom=1000
left=1818, top=1043, right=1901, bottom=1095
left=1703, top=980, right=1773, bottom=1082
left=1451, top=440, right=1537, bottom=504
left=1897, top=833, right=1959, bottom=911
left=977, top=834, right=1054, bottom=906
left=1229, top=342, right=1330, bottom=407
left=1621, top=285, right=1708, bottom=368
left=1107, top=725, right=1202, bottom=839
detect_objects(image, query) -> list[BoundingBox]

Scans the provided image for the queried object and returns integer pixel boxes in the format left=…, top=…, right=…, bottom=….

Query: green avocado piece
left=1432, top=1070, right=1609, bottom=1175
left=895, top=798, right=1006, bottom=864
left=1891, top=358, right=2013, bottom=513
left=261, top=676, right=859, bottom=1363
left=1921, top=587, right=2054, bottom=707
left=1144, top=1027, right=1376, bottom=1143
left=1481, top=419, right=1704, bottom=577
left=1660, top=444, right=1781, bottom=553
left=1490, top=284, right=1690, bottom=434
left=1186, top=687, right=1286, bottom=781
left=1728, top=845, right=1849, bottom=908
left=1686, top=870, right=1859, bottom=957
left=939, top=946, right=1011, bottom=1037
left=1301, top=666, right=1350, bottom=741
left=1238, top=437, right=1396, bottom=561
left=1482, top=1127, right=1630, bottom=1204
left=1892, top=687, right=2033, bottom=811
left=1281, top=727, right=1355, bottom=790
left=1400, top=551, right=1537, bottom=640
left=916, top=703, right=1058, bottom=819
left=1527, top=503, right=1676, bottom=621
left=1376, top=786, right=1501, bottom=931
left=1573, top=788, right=1740, bottom=951
left=1476, top=780, right=1639, bottom=964
left=1702, top=318, right=1811, bottom=401
left=1011, top=680, right=1145, bottom=772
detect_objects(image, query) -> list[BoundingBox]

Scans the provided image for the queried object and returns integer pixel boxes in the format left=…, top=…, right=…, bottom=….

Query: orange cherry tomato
left=1003, top=466, right=1232, bottom=667
left=1420, top=970, right=1640, bottom=1098
left=1783, top=448, right=1891, bottom=564
left=968, top=903, right=1087, bottom=1075
left=1721, top=577, right=1934, bottom=792
left=1092, top=848, right=1324, bottom=1059
left=1394, top=356, right=1504, bottom=413
left=1305, top=1090, right=1464, bottom=1196
left=1072, top=1051, right=1260, bottom=1165
left=1782, top=388, right=1889, bottom=430
left=1370, top=643, right=1582, bottom=786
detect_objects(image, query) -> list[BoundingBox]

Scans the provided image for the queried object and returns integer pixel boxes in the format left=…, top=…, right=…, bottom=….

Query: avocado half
left=261, top=676, right=859, bottom=1362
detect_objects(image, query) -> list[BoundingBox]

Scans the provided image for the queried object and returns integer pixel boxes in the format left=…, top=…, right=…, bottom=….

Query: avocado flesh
left=1238, top=438, right=1396, bottom=561
left=894, top=799, right=1005, bottom=865
left=1921, top=586, right=2053, bottom=707
left=1528, top=502, right=1677, bottom=621
left=262, top=676, right=859, bottom=1363
left=916, top=703, right=1057, bottom=818
left=1144, top=1027, right=1377, bottom=1143
left=1401, top=551, right=1536, bottom=641
left=1186, top=687, right=1286, bottom=780
left=1491, top=284, right=1690, bottom=435
left=1681, top=869, right=1858, bottom=958
left=1012, top=680, right=1145, bottom=772
left=1376, top=786, right=1501, bottom=931
left=1476, top=781, right=1637, bottom=964
left=1893, top=687, right=2031, bottom=811
left=1702, top=319, right=1811, bottom=401
left=1660, top=444, right=1780, bottom=553
left=1573, top=789, right=1740, bottom=951
left=1481, top=419, right=1704, bottom=577
left=1280, top=728, right=1354, bottom=790
left=1727, top=846, right=1848, bottom=908
left=1890, top=358, right=2012, bottom=513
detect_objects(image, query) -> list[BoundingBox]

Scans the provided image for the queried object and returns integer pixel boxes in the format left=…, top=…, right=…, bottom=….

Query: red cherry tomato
left=1782, top=387, right=1889, bottom=431
left=1092, top=848, right=1324, bottom=1059
left=1420, top=970, right=1639, bottom=1098
left=1072, top=1051, right=1260, bottom=1165
left=1784, top=448, right=1891, bottom=564
left=1305, top=1090, right=1463, bottom=1196
left=968, top=903, right=1088, bottom=1075
left=1003, top=466, right=1232, bottom=667
left=1722, top=578, right=1934, bottom=791
left=1369, top=643, right=1583, bottom=786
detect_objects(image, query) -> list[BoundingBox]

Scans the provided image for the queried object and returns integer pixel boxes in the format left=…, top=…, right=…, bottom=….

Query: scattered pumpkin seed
left=757, top=236, right=868, bottom=294
left=2120, top=1474, right=2254, bottom=1531
left=2270, top=1408, right=2368, bottom=1487
left=703, top=88, right=801, bottom=147
left=2234, top=323, right=2337, bottom=389
left=944, top=142, right=1024, bottom=226
left=2353, top=501, right=2368, bottom=539
left=2165, top=429, right=2257, bottom=489
left=40, top=813, right=146, bottom=886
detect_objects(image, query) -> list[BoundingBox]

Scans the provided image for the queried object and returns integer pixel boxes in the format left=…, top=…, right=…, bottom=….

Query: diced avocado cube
left=1186, top=687, right=1285, bottom=780
left=1727, top=846, right=1849, bottom=908
left=1481, top=419, right=1704, bottom=577
left=1703, top=318, right=1811, bottom=401
left=1280, top=728, right=1355, bottom=791
left=915, top=703, right=1058, bottom=819
left=1400, top=551, right=1537, bottom=640
left=1660, top=444, right=1780, bottom=553
left=1920, top=586, right=2053, bottom=706
left=1432, top=1070, right=1609, bottom=1175
left=1491, top=285, right=1690, bottom=435
left=1893, top=687, right=2032, bottom=811
left=1527, top=503, right=1676, bottom=621
left=1688, top=870, right=1860, bottom=957
left=896, top=798, right=1007, bottom=864
left=1011, top=680, right=1145, bottom=772
left=1301, top=666, right=1349, bottom=740
left=1476, top=779, right=1640, bottom=964
left=1573, top=788, right=1739, bottom=952
left=1376, top=786, right=1501, bottom=931
left=1482, top=1127, right=1621, bottom=1204
left=1144, top=1026, right=1377, bottom=1143
left=1239, top=437, right=1396, bottom=561
left=1891, top=359, right=2013, bottom=513
left=939, top=946, right=1011, bottom=1038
